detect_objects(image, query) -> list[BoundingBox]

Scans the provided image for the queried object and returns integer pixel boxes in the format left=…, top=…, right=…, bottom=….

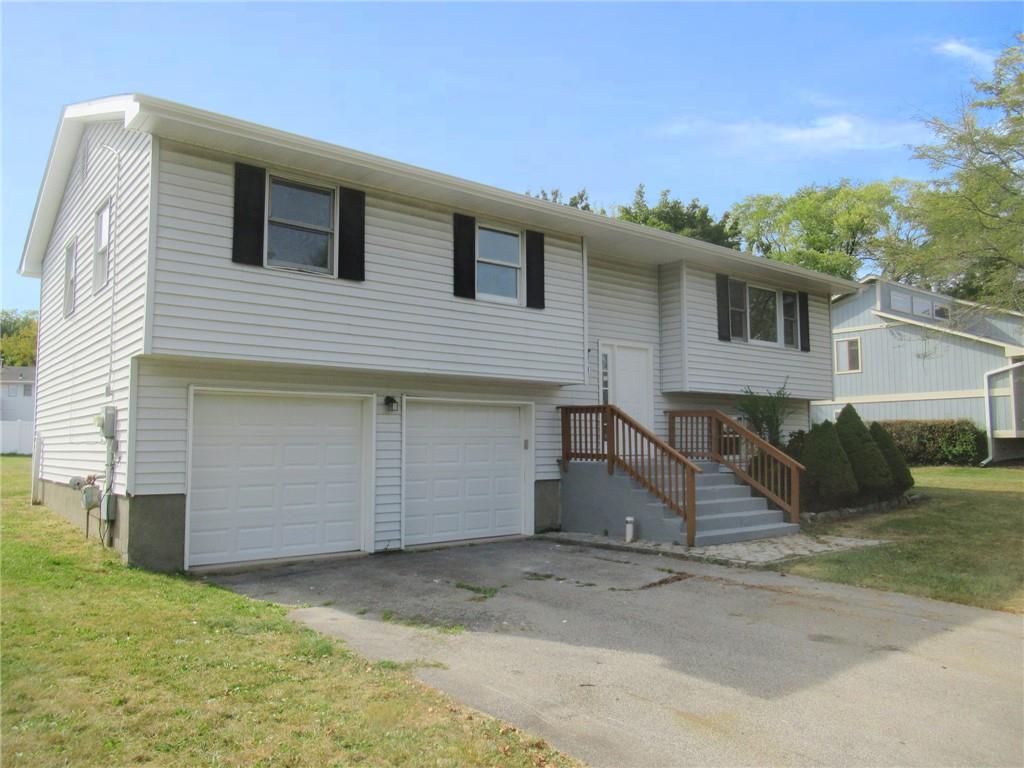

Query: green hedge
left=875, top=419, right=986, bottom=466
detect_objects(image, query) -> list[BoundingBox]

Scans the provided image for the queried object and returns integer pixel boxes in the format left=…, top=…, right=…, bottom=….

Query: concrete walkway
left=212, top=540, right=1024, bottom=768
left=542, top=530, right=888, bottom=565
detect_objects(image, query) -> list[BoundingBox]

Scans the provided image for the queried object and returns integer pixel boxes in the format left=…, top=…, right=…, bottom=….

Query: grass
left=0, top=456, right=576, bottom=767
left=455, top=582, right=504, bottom=600
left=380, top=610, right=465, bottom=635
left=777, top=466, right=1024, bottom=612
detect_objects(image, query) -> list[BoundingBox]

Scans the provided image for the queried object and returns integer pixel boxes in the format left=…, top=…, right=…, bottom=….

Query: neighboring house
left=1, top=366, right=36, bottom=454
left=811, top=277, right=1024, bottom=463
left=19, top=95, right=857, bottom=571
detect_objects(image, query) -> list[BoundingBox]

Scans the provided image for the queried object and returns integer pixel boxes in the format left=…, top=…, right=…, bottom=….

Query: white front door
left=404, top=401, right=528, bottom=546
left=187, top=391, right=368, bottom=567
left=600, top=341, right=654, bottom=427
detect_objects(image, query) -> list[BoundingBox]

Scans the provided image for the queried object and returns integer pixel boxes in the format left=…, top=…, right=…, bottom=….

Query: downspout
left=981, top=360, right=1024, bottom=466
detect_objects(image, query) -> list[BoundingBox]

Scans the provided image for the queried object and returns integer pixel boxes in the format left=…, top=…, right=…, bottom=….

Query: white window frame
left=728, top=278, right=748, bottom=342
left=263, top=173, right=338, bottom=278
left=835, top=336, right=862, bottom=375
left=890, top=290, right=912, bottom=314
left=933, top=304, right=951, bottom=321
left=781, top=290, right=799, bottom=349
left=93, top=198, right=111, bottom=294
left=63, top=237, right=77, bottom=318
left=475, top=221, right=524, bottom=305
left=743, top=283, right=801, bottom=349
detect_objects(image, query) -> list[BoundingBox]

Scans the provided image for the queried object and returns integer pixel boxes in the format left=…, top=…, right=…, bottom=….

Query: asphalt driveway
left=211, top=539, right=1023, bottom=767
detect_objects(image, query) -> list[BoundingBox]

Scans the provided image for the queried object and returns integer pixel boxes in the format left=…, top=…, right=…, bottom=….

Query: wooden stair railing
left=559, top=405, right=703, bottom=546
left=666, top=410, right=805, bottom=522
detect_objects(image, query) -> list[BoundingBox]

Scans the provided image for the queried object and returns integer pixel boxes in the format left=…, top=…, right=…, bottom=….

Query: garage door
left=188, top=392, right=367, bottom=567
left=404, top=401, right=527, bottom=546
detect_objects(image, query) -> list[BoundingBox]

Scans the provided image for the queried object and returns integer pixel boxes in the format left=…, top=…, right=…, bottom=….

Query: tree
left=528, top=187, right=603, bottom=213
left=0, top=310, right=38, bottom=366
left=797, top=421, right=859, bottom=511
left=617, top=184, right=741, bottom=248
left=737, top=379, right=793, bottom=447
left=731, top=180, right=898, bottom=280
left=835, top=404, right=895, bottom=499
left=884, top=36, right=1024, bottom=311
left=869, top=422, right=915, bottom=493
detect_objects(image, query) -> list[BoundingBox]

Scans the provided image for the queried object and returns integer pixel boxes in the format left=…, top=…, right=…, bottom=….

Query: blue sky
left=2, top=2, right=1019, bottom=311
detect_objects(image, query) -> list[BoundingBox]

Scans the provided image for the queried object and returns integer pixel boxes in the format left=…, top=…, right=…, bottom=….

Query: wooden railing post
left=710, top=416, right=722, bottom=462
left=789, top=469, right=800, bottom=523
left=606, top=407, right=615, bottom=475
left=560, top=407, right=571, bottom=471
left=668, top=415, right=676, bottom=452
left=685, top=467, right=696, bottom=547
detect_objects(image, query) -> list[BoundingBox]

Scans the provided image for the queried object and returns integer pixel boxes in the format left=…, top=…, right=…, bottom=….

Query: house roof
left=856, top=276, right=1024, bottom=319
left=0, top=366, right=35, bottom=383
left=20, top=94, right=861, bottom=295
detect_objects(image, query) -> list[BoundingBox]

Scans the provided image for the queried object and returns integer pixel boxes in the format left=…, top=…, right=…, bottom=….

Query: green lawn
left=780, top=466, right=1024, bottom=612
left=0, top=456, right=576, bottom=768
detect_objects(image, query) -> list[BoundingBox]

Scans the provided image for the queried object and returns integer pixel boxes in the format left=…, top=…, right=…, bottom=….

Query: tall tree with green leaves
left=617, top=184, right=741, bottom=248
left=0, top=310, right=39, bottom=366
left=882, top=36, right=1024, bottom=311
left=731, top=180, right=897, bottom=280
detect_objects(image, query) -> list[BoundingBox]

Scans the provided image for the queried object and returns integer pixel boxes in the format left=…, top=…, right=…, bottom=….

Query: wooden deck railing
left=559, top=404, right=703, bottom=546
left=666, top=410, right=804, bottom=522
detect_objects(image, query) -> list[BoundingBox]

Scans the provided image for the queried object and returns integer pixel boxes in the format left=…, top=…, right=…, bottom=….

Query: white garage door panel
left=405, top=402, right=526, bottom=546
left=188, top=393, right=365, bottom=567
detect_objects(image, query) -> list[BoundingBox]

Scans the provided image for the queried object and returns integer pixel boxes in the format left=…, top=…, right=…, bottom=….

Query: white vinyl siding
left=34, top=121, right=152, bottom=495
left=150, top=145, right=584, bottom=384
left=684, top=266, right=833, bottom=400
left=93, top=200, right=110, bottom=292
left=62, top=240, right=77, bottom=317
left=658, top=262, right=684, bottom=391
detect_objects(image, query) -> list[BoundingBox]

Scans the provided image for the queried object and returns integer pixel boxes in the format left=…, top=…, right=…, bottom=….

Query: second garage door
left=404, top=401, right=528, bottom=546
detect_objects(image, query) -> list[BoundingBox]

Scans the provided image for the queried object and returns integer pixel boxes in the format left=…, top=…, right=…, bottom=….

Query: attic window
left=890, top=291, right=912, bottom=313
left=266, top=177, right=335, bottom=275
left=934, top=305, right=950, bottom=321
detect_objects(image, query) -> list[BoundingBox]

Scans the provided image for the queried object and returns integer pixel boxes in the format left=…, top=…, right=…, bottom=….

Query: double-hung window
left=782, top=291, right=799, bottom=348
left=23, top=384, right=33, bottom=397
left=725, top=279, right=801, bottom=348
left=266, top=177, right=336, bottom=275
left=63, top=239, right=77, bottom=317
left=93, top=201, right=110, bottom=293
left=835, top=337, right=861, bottom=373
left=728, top=279, right=747, bottom=341
left=747, top=286, right=778, bottom=344
left=476, top=225, right=522, bottom=302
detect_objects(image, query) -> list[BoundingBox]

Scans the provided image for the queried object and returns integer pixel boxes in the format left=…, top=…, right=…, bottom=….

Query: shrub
left=799, top=421, right=859, bottom=511
left=835, top=404, right=895, bottom=500
left=784, top=430, right=807, bottom=462
left=876, top=420, right=986, bottom=466
left=869, top=422, right=915, bottom=493
left=738, top=380, right=794, bottom=447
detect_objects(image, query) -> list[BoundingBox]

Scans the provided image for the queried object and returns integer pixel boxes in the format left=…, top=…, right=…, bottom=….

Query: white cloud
left=933, top=39, right=996, bottom=71
left=657, top=113, right=928, bottom=154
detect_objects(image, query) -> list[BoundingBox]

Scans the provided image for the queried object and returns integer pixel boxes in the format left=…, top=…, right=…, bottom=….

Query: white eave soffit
left=21, top=94, right=861, bottom=296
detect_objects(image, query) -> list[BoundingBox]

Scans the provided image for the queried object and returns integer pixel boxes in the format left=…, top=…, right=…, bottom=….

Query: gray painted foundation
left=533, top=479, right=561, bottom=532
left=37, top=480, right=185, bottom=572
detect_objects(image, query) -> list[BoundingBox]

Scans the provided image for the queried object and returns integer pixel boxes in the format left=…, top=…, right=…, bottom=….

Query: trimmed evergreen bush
left=799, top=421, right=859, bottom=511
left=869, top=422, right=915, bottom=493
left=876, top=420, right=986, bottom=465
left=835, top=404, right=895, bottom=500
left=784, top=430, right=807, bottom=462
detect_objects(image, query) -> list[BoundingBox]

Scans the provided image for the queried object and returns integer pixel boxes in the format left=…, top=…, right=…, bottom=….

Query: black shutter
left=525, top=230, right=545, bottom=309
left=453, top=213, right=476, bottom=298
left=232, top=163, right=266, bottom=266
left=798, top=292, right=811, bottom=352
left=338, top=187, right=365, bottom=281
left=715, top=273, right=731, bottom=341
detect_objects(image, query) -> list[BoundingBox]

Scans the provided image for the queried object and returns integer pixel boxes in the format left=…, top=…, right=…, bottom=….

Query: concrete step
left=694, top=473, right=738, bottom=488
left=696, top=496, right=768, bottom=515
left=695, top=485, right=752, bottom=502
left=695, top=508, right=785, bottom=533
left=694, top=522, right=801, bottom=547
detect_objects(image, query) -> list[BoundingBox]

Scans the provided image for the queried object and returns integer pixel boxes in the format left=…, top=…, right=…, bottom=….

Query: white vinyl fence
left=1, top=421, right=34, bottom=455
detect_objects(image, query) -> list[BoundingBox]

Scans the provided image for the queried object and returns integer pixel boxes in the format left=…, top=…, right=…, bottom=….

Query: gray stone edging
left=799, top=492, right=925, bottom=525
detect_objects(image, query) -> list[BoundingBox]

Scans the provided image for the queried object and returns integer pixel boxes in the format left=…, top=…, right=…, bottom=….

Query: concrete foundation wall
left=37, top=480, right=185, bottom=572
left=534, top=480, right=561, bottom=532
